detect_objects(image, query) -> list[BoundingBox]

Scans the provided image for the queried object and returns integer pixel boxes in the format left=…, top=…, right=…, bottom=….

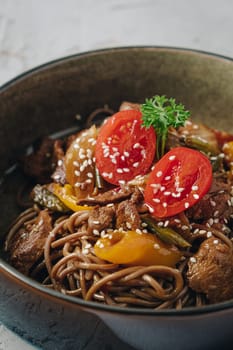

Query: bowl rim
left=0, top=45, right=233, bottom=317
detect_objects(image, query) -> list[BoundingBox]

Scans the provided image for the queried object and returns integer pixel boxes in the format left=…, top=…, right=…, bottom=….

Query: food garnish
left=141, top=95, right=190, bottom=158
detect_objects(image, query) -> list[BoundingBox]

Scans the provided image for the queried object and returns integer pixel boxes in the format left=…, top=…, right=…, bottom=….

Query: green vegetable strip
left=142, top=216, right=191, bottom=248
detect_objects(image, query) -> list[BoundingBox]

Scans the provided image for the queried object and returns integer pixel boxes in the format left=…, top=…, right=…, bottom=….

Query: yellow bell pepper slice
left=94, top=230, right=182, bottom=267
left=53, top=183, right=92, bottom=212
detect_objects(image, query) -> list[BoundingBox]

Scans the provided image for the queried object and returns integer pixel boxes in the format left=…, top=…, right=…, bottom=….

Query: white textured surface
left=0, top=0, right=233, bottom=86
left=0, top=0, right=233, bottom=349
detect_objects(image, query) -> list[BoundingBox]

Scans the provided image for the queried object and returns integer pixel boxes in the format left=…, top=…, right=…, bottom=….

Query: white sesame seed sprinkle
left=162, top=202, right=168, bottom=208
left=184, top=202, right=190, bottom=209
left=190, top=257, right=197, bottom=263
left=207, top=231, right=212, bottom=238
left=156, top=171, right=163, bottom=177
left=192, top=185, right=199, bottom=191
left=154, top=243, right=160, bottom=250
left=213, top=239, right=219, bottom=244
left=193, top=193, right=199, bottom=199
left=169, top=155, right=176, bottom=161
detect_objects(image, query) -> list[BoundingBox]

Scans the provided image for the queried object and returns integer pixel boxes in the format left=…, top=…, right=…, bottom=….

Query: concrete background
left=0, top=0, right=233, bottom=349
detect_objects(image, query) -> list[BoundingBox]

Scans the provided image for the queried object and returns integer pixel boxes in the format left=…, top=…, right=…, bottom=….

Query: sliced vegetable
left=144, top=147, right=213, bottom=218
left=142, top=216, right=191, bottom=248
left=95, top=110, right=156, bottom=185
left=64, top=125, right=97, bottom=199
left=141, top=95, right=190, bottom=158
left=31, top=184, right=69, bottom=212
left=94, top=230, right=182, bottom=267
left=52, top=183, right=92, bottom=212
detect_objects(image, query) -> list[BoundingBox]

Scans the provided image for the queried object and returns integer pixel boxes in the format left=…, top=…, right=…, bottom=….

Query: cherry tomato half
left=144, top=147, right=213, bottom=218
left=95, top=110, right=156, bottom=185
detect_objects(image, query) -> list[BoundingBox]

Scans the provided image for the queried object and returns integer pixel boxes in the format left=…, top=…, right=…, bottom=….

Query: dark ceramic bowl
left=0, top=47, right=233, bottom=350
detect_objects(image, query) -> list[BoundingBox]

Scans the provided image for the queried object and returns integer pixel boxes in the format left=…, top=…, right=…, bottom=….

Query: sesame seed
left=123, top=168, right=130, bottom=172
left=136, top=229, right=142, bottom=234
left=87, top=172, right=93, bottom=178
left=93, top=229, right=100, bottom=236
left=208, top=218, right=214, bottom=226
left=157, top=221, right=164, bottom=227
left=192, top=185, right=199, bottom=191
left=213, top=210, right=219, bottom=217
left=86, top=179, right=92, bottom=184
left=184, top=202, right=190, bottom=209
left=124, top=151, right=130, bottom=157
left=82, top=249, right=89, bottom=255
left=57, top=159, right=63, bottom=166
left=214, top=218, right=219, bottom=223
left=164, top=191, right=171, bottom=196
left=190, top=257, right=197, bottom=263
left=74, top=182, right=81, bottom=187
left=156, top=171, right=163, bottom=177
left=182, top=225, right=189, bottom=230
left=193, top=194, right=199, bottom=199
left=154, top=243, right=160, bottom=249
left=213, top=239, right=219, bottom=245
left=152, top=198, right=160, bottom=203
left=118, top=180, right=126, bottom=185
left=207, top=231, right=212, bottom=238
left=210, top=200, right=216, bottom=207
left=133, top=143, right=140, bottom=149
left=126, top=222, right=132, bottom=229
left=141, top=222, right=148, bottom=227
left=199, top=229, right=206, bottom=234
left=162, top=202, right=167, bottom=208
left=116, top=168, right=123, bottom=173
left=164, top=220, right=169, bottom=227
left=177, top=187, right=184, bottom=193
left=75, top=170, right=80, bottom=176
left=174, top=219, right=181, bottom=224
left=160, top=186, right=165, bottom=191
left=165, top=176, right=171, bottom=181
left=93, top=220, right=100, bottom=224
left=194, top=228, right=200, bottom=234
left=169, top=155, right=176, bottom=161
left=73, top=161, right=80, bottom=167
left=133, top=162, right=139, bottom=167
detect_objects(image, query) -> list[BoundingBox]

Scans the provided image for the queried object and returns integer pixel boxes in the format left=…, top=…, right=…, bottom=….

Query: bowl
left=0, top=47, right=233, bottom=350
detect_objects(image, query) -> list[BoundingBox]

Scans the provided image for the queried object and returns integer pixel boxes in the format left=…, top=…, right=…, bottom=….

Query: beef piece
left=78, top=187, right=133, bottom=206
left=186, top=179, right=233, bottom=223
left=88, top=206, right=115, bottom=232
left=116, top=200, right=141, bottom=230
left=187, top=237, right=233, bottom=303
left=8, top=210, right=52, bottom=275
left=22, top=137, right=65, bottom=184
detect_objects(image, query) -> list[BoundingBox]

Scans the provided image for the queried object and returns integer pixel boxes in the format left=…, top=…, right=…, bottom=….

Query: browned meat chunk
left=78, top=187, right=133, bottom=206
left=116, top=200, right=141, bottom=230
left=8, top=210, right=52, bottom=275
left=22, top=138, right=65, bottom=184
left=187, top=237, right=233, bottom=303
left=88, top=206, right=115, bottom=233
left=186, top=179, right=233, bottom=223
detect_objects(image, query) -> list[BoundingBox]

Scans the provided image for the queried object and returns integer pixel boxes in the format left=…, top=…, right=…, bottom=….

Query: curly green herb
left=141, top=95, right=190, bottom=158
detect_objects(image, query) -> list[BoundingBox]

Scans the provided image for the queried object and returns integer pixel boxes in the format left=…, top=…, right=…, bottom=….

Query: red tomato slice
left=144, top=147, right=213, bottom=218
left=95, top=110, right=156, bottom=185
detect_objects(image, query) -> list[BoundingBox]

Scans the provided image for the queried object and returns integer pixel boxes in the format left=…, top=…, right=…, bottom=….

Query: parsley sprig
left=141, top=95, right=190, bottom=158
